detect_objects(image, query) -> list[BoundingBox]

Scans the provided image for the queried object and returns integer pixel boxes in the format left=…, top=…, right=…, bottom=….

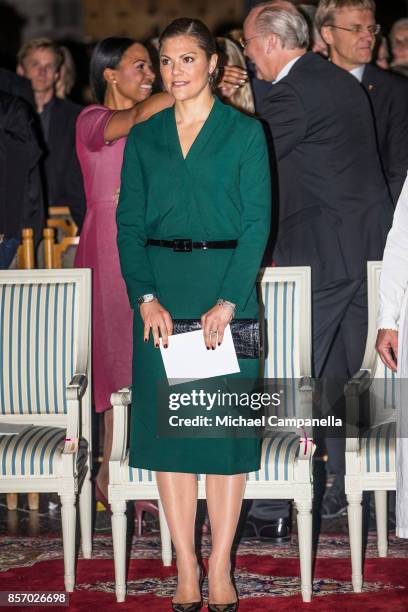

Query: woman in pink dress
left=75, top=37, right=173, bottom=504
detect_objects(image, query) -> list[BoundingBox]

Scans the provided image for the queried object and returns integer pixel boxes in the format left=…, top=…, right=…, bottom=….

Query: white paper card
left=160, top=324, right=240, bottom=385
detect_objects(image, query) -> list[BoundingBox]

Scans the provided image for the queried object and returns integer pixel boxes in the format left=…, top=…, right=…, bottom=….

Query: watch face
left=138, top=294, right=155, bottom=305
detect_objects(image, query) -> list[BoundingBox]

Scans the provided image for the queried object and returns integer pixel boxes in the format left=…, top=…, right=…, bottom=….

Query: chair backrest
left=362, top=261, right=397, bottom=422
left=257, top=267, right=312, bottom=420
left=43, top=228, right=79, bottom=269
left=0, top=269, right=90, bottom=417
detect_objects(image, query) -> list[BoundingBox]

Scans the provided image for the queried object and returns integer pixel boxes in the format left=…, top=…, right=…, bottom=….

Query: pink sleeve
left=76, top=105, right=117, bottom=152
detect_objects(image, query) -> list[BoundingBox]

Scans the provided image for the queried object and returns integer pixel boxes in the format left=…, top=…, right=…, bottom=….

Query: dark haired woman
left=117, top=18, right=271, bottom=610
left=74, top=37, right=173, bottom=506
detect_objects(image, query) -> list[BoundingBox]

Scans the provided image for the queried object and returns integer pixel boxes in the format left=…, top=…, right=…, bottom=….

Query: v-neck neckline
left=171, top=96, right=218, bottom=162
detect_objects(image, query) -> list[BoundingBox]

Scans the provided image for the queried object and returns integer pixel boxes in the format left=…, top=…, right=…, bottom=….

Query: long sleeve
left=260, top=82, right=307, bottom=161
left=116, top=127, right=156, bottom=308
left=383, top=89, right=408, bottom=206
left=219, top=121, right=271, bottom=310
left=377, top=173, right=408, bottom=330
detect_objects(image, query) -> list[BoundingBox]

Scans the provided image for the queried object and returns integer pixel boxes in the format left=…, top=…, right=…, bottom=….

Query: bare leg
left=206, top=474, right=246, bottom=604
left=156, top=472, right=200, bottom=603
left=96, top=407, right=113, bottom=499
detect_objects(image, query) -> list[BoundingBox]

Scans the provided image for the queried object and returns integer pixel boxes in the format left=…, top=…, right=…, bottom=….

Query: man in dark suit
left=0, top=91, right=45, bottom=252
left=316, top=0, right=408, bottom=205
left=16, top=38, right=85, bottom=230
left=242, top=0, right=394, bottom=527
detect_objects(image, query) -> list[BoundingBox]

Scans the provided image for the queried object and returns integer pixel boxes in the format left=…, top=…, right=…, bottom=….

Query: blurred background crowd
left=2, top=0, right=408, bottom=249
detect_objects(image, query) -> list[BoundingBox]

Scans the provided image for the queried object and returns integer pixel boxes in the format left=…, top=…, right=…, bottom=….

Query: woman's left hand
left=201, top=304, right=233, bottom=350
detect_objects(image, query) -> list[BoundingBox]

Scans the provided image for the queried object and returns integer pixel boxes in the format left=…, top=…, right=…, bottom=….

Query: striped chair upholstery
left=261, top=280, right=300, bottom=380
left=0, top=426, right=88, bottom=477
left=360, top=421, right=396, bottom=473
left=370, top=361, right=397, bottom=416
left=260, top=280, right=302, bottom=421
left=0, top=282, right=78, bottom=415
left=127, top=433, right=301, bottom=484
left=360, top=358, right=396, bottom=473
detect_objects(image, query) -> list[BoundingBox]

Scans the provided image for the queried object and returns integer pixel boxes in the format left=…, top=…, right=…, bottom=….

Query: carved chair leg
left=295, top=498, right=313, bottom=602
left=60, top=493, right=77, bottom=592
left=374, top=490, right=388, bottom=557
left=112, top=500, right=127, bottom=603
left=27, top=493, right=39, bottom=511
left=6, top=493, right=17, bottom=511
left=347, top=491, right=363, bottom=592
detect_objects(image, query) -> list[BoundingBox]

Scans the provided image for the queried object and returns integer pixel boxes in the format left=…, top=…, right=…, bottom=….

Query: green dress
left=116, top=97, right=271, bottom=474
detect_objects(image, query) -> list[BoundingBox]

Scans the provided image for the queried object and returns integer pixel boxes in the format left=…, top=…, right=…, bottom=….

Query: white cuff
left=377, top=319, right=399, bottom=332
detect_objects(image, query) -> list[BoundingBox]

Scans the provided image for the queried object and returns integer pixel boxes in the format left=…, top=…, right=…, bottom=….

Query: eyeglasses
left=393, top=37, right=408, bottom=48
left=328, top=23, right=381, bottom=35
left=239, top=35, right=262, bottom=49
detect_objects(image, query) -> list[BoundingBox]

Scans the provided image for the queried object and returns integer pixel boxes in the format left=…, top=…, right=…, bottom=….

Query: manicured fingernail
left=206, top=346, right=210, bottom=350
left=239, top=79, right=246, bottom=84
left=155, top=343, right=159, bottom=348
left=164, top=344, right=168, bottom=349
left=144, top=338, right=148, bottom=343
left=212, top=347, right=215, bottom=350
left=218, top=342, right=221, bottom=346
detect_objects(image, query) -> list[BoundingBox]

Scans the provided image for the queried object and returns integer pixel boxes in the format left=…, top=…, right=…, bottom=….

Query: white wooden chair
left=109, top=266, right=314, bottom=603
left=345, top=261, right=396, bottom=593
left=0, top=269, right=92, bottom=591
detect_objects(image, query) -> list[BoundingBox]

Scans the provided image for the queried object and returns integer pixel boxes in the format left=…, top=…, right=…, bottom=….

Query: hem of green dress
left=128, top=458, right=261, bottom=476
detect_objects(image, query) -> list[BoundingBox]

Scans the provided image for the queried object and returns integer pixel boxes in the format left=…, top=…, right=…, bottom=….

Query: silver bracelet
left=217, top=298, right=236, bottom=319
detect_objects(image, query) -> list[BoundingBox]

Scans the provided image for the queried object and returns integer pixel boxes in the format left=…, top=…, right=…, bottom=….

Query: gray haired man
left=316, top=0, right=408, bottom=204
left=242, top=0, right=393, bottom=530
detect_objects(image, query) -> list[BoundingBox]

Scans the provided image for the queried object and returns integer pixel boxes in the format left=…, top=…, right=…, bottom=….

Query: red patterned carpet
left=1, top=534, right=408, bottom=611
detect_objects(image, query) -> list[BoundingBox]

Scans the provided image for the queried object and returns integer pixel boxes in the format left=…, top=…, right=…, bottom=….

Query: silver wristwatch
left=137, top=293, right=157, bottom=306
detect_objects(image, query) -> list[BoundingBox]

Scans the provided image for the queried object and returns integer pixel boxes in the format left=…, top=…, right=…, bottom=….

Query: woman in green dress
left=116, top=18, right=271, bottom=612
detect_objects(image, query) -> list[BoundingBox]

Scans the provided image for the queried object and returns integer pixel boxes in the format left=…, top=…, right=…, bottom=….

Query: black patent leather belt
left=146, top=238, right=238, bottom=252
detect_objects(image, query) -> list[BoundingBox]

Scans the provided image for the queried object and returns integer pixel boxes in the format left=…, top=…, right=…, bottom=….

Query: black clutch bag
left=172, top=319, right=260, bottom=359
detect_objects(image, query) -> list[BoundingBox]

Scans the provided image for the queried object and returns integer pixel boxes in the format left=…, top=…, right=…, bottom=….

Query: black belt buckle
left=173, top=238, right=192, bottom=252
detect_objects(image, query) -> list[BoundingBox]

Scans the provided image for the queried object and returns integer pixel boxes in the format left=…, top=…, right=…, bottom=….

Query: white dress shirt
left=273, top=56, right=302, bottom=84
left=349, top=64, right=366, bottom=83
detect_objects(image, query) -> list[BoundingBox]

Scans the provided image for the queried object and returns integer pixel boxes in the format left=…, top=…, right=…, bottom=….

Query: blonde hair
left=216, top=37, right=255, bottom=115
left=56, top=46, right=76, bottom=98
left=17, top=37, right=64, bottom=70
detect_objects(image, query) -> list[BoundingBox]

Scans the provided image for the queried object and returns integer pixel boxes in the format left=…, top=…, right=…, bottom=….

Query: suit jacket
left=0, top=92, right=44, bottom=245
left=260, top=52, right=394, bottom=289
left=43, top=97, right=86, bottom=230
left=362, top=63, right=408, bottom=205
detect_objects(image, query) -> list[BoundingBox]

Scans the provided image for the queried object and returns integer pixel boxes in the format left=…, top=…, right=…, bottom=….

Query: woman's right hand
left=140, top=300, right=173, bottom=348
